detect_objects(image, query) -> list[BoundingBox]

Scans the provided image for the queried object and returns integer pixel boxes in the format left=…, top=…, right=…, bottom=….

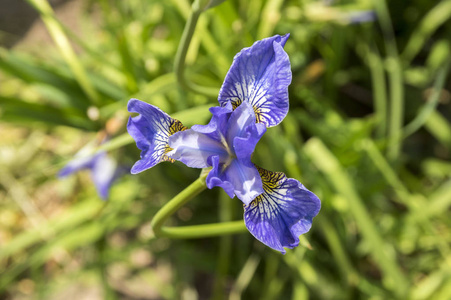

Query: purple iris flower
left=126, top=34, right=321, bottom=253
left=59, top=143, right=121, bottom=200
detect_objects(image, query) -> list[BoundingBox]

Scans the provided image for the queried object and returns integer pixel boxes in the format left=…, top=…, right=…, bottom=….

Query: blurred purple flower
left=59, top=143, right=123, bottom=200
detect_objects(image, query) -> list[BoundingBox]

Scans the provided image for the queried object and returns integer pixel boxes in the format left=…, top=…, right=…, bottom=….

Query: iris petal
left=59, top=145, right=123, bottom=200
left=226, top=102, right=257, bottom=145
left=191, top=103, right=233, bottom=143
left=233, top=122, right=266, bottom=162
left=218, top=34, right=292, bottom=127
left=206, top=155, right=235, bottom=199
left=91, top=153, right=118, bottom=200
left=58, top=145, right=99, bottom=177
left=206, top=156, right=262, bottom=204
left=226, top=160, right=264, bottom=205
left=244, top=166, right=321, bottom=254
left=167, top=130, right=228, bottom=168
left=127, top=99, right=186, bottom=174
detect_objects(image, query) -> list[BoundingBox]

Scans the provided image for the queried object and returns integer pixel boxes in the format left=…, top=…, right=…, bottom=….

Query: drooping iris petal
left=167, top=130, right=228, bottom=168
left=244, top=166, right=321, bottom=254
left=206, top=155, right=263, bottom=205
left=206, top=155, right=235, bottom=199
left=58, top=145, right=99, bottom=177
left=90, top=152, right=119, bottom=200
left=218, top=34, right=292, bottom=128
left=127, top=99, right=186, bottom=174
left=224, top=160, right=263, bottom=205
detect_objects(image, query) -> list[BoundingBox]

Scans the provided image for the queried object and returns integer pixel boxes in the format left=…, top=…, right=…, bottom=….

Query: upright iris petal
left=127, top=99, right=187, bottom=174
left=168, top=102, right=266, bottom=205
left=244, top=166, right=321, bottom=254
left=218, top=34, right=292, bottom=128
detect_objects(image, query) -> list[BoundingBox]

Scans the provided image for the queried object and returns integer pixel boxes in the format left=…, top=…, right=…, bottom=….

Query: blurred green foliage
left=1, top=0, right=451, bottom=299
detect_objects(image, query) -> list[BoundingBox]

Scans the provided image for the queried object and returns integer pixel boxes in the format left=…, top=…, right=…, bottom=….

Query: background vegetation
left=1, top=0, right=450, bottom=299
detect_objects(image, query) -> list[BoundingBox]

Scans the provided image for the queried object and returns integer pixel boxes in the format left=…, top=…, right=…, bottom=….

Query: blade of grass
left=171, top=0, right=230, bottom=75
left=363, top=43, right=388, bottom=139
left=0, top=96, right=96, bottom=130
left=212, top=192, right=234, bottom=300
left=173, top=0, right=221, bottom=97
left=229, top=254, right=261, bottom=300
left=402, top=0, right=451, bottom=63
left=403, top=59, right=451, bottom=139
left=359, top=139, right=411, bottom=201
left=0, top=199, right=104, bottom=261
left=117, top=30, right=139, bottom=94
left=317, top=215, right=359, bottom=286
left=371, top=0, right=404, bottom=160
left=304, top=138, right=409, bottom=296
left=25, top=0, right=101, bottom=104
left=411, top=180, right=451, bottom=221
left=425, top=110, right=451, bottom=149
left=0, top=221, right=105, bottom=291
left=0, top=49, right=89, bottom=110
left=410, top=255, right=451, bottom=300
left=256, top=0, right=283, bottom=40
left=99, top=72, right=178, bottom=117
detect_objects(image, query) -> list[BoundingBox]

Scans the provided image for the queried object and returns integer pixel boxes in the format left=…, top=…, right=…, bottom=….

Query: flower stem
left=159, top=221, right=246, bottom=239
left=151, top=171, right=208, bottom=236
left=173, top=0, right=220, bottom=98
left=212, top=193, right=234, bottom=300
left=151, top=170, right=248, bottom=239
left=371, top=0, right=404, bottom=161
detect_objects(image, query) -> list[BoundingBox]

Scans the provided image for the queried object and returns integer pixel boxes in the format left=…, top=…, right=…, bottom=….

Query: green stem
left=317, top=216, right=359, bottom=286
left=366, top=45, right=388, bottom=139
left=97, top=235, right=118, bottom=300
left=371, top=0, right=404, bottom=161
left=151, top=170, right=247, bottom=239
left=212, top=193, right=234, bottom=300
left=151, top=171, right=208, bottom=236
left=159, top=221, right=246, bottom=239
left=173, top=0, right=220, bottom=98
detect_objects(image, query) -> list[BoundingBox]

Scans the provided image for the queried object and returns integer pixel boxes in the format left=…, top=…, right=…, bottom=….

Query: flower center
left=217, top=131, right=236, bottom=171
left=218, top=131, right=234, bottom=158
